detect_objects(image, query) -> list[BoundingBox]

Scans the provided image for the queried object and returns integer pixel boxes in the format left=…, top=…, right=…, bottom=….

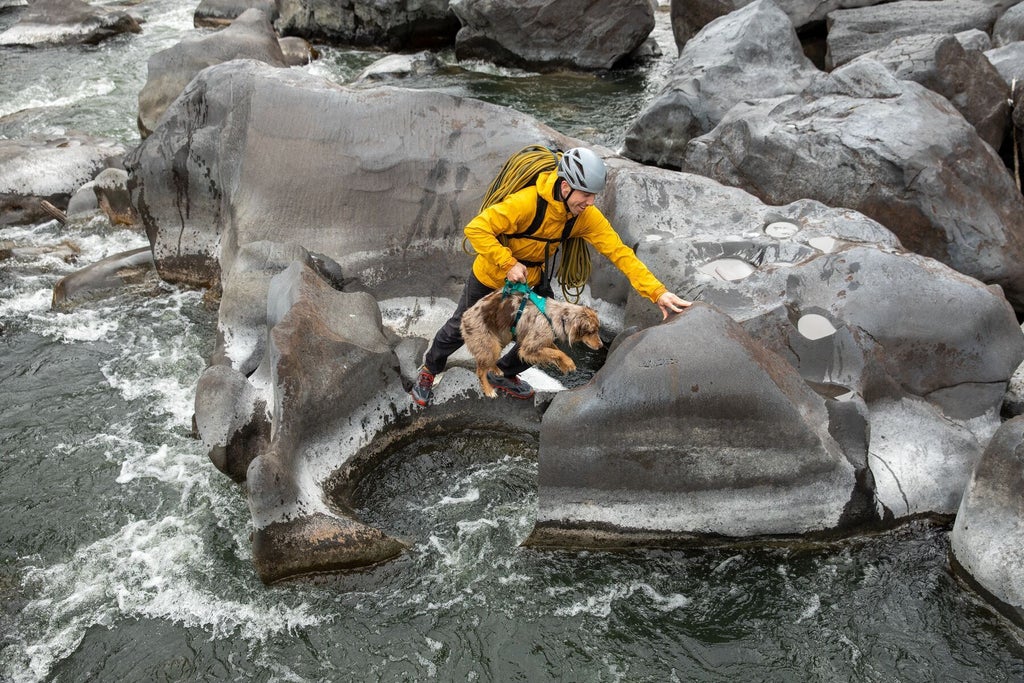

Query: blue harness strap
left=501, top=280, right=551, bottom=337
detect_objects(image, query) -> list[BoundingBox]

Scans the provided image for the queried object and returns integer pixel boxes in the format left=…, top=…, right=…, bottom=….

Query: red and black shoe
left=486, top=372, right=535, bottom=400
left=410, top=365, right=435, bottom=407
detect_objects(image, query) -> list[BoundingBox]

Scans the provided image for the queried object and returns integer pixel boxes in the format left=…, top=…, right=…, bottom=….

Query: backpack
left=466, top=145, right=591, bottom=303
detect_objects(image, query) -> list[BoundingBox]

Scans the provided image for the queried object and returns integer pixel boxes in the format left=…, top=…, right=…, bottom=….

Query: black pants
left=423, top=273, right=531, bottom=377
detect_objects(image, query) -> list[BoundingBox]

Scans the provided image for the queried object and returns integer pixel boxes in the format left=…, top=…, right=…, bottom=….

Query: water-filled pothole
left=350, top=430, right=539, bottom=542
left=697, top=258, right=756, bottom=281
left=797, top=314, right=837, bottom=340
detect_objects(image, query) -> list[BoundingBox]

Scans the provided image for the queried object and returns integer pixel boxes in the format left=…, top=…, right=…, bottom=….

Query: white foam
left=0, top=77, right=116, bottom=119
left=35, top=307, right=120, bottom=342
left=795, top=593, right=821, bottom=623
left=552, top=581, right=690, bottom=618
left=0, top=287, right=51, bottom=316
left=439, top=489, right=482, bottom=506
left=14, top=515, right=326, bottom=681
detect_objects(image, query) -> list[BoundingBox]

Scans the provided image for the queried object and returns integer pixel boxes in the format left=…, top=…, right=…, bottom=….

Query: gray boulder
left=213, top=240, right=326, bottom=376
left=681, top=59, right=1024, bottom=312
left=50, top=247, right=155, bottom=310
left=194, top=362, right=270, bottom=482
left=0, top=0, right=140, bottom=46
left=137, top=9, right=288, bottom=138
left=125, top=59, right=582, bottom=296
left=528, top=305, right=861, bottom=545
left=278, top=36, right=318, bottom=65
left=950, top=415, right=1024, bottom=629
left=0, top=136, right=126, bottom=226
left=275, top=0, right=458, bottom=50
left=956, top=28, right=991, bottom=52
left=853, top=33, right=1008, bottom=150
left=194, top=0, right=278, bottom=27
left=825, top=0, right=998, bottom=69
left=450, top=0, right=655, bottom=71
left=354, top=51, right=444, bottom=83
left=669, top=0, right=871, bottom=52
left=985, top=41, right=1024, bottom=87
left=623, top=0, right=818, bottom=169
left=993, top=2, right=1024, bottom=47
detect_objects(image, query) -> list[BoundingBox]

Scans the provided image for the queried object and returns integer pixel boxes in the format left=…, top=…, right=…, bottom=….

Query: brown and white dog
left=460, top=289, right=604, bottom=397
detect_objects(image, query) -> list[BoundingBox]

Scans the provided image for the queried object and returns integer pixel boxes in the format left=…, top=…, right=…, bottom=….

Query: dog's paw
left=561, top=360, right=577, bottom=374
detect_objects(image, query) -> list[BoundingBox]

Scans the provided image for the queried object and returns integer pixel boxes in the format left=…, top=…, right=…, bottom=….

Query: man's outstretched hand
left=657, top=291, right=692, bottom=319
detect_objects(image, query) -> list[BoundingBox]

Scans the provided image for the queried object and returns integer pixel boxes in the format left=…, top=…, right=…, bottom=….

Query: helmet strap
left=556, top=178, right=574, bottom=212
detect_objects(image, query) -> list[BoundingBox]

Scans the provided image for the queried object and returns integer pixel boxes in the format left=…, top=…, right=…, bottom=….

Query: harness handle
left=501, top=280, right=552, bottom=337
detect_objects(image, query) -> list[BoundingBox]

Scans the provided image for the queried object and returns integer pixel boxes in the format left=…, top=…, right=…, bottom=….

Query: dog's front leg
left=521, top=347, right=576, bottom=374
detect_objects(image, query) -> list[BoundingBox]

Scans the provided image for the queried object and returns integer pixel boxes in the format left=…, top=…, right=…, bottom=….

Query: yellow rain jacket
left=464, top=170, right=668, bottom=303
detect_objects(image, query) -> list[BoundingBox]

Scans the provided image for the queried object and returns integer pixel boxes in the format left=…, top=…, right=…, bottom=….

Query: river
left=2, top=1, right=1024, bottom=681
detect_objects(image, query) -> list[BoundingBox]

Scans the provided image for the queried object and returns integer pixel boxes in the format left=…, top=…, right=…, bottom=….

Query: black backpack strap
left=505, top=195, right=578, bottom=271
left=506, top=194, right=551, bottom=240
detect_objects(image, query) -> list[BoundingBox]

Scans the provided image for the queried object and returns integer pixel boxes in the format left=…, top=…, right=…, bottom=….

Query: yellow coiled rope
left=464, top=145, right=592, bottom=303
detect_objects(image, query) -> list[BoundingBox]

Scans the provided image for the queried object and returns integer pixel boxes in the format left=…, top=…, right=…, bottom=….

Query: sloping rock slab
left=825, top=0, right=998, bottom=69
left=624, top=0, right=818, bottom=169
left=680, top=59, right=1024, bottom=312
left=853, top=33, right=1008, bottom=150
left=527, top=304, right=860, bottom=547
left=950, top=415, right=1024, bottom=628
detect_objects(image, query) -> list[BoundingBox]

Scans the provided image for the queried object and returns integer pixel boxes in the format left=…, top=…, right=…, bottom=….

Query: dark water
left=2, top=1, right=1024, bottom=681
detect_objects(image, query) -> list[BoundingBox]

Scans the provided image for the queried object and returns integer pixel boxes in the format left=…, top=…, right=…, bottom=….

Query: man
left=410, top=147, right=691, bottom=407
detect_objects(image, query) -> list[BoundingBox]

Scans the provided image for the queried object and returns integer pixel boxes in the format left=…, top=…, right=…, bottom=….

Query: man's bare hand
left=657, top=291, right=692, bottom=319
left=506, top=261, right=528, bottom=283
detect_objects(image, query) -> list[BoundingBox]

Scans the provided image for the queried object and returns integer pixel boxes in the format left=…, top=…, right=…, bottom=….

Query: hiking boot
left=410, top=366, right=435, bottom=406
left=486, top=372, right=535, bottom=400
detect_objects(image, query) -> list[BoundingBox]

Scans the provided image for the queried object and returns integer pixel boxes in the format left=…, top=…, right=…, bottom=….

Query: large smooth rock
left=0, top=0, right=140, bottom=46
left=125, top=59, right=582, bottom=297
left=275, top=0, right=458, bottom=50
left=680, top=59, right=1024, bottom=312
left=853, top=33, right=1008, bottom=150
left=825, top=0, right=998, bottom=69
left=624, top=0, right=819, bottom=169
left=950, top=415, right=1024, bottom=628
left=1, top=136, right=126, bottom=226
left=137, top=8, right=287, bottom=138
left=528, top=305, right=861, bottom=545
left=451, top=0, right=655, bottom=71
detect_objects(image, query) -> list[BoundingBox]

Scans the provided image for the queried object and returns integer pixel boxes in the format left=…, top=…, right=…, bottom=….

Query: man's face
left=562, top=180, right=596, bottom=216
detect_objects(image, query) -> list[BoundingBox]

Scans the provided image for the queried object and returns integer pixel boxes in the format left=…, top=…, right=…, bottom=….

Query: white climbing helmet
left=557, top=147, right=606, bottom=194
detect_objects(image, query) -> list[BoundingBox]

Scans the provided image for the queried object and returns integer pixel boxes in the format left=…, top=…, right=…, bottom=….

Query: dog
left=460, top=288, right=604, bottom=398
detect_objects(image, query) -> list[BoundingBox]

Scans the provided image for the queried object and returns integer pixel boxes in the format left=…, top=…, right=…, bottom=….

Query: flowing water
left=2, top=1, right=1024, bottom=681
